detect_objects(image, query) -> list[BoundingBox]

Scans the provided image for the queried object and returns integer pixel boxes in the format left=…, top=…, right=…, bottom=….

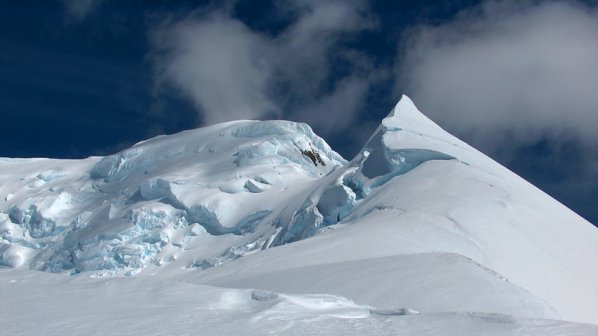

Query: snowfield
left=2, top=96, right=598, bottom=335
left=3, top=269, right=598, bottom=336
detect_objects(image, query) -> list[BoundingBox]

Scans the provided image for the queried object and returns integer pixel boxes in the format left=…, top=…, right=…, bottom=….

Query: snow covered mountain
left=2, top=96, right=598, bottom=335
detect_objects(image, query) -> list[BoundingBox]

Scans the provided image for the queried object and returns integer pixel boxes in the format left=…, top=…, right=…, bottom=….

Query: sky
left=0, top=0, right=596, bottom=226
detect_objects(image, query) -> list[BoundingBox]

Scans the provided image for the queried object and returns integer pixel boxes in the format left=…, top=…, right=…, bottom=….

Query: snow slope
left=2, top=95, right=598, bottom=334
left=3, top=268, right=598, bottom=336
left=192, top=96, right=598, bottom=324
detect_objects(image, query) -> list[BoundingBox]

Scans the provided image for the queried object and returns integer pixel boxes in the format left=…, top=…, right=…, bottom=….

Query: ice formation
left=2, top=95, right=598, bottom=332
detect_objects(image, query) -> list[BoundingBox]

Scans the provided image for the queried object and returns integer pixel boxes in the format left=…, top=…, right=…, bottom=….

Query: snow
left=2, top=95, right=598, bottom=334
left=200, top=253, right=558, bottom=318
left=2, top=269, right=598, bottom=336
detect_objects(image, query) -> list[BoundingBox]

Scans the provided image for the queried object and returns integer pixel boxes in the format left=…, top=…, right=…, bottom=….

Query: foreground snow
left=2, top=96, right=598, bottom=334
left=3, top=269, right=598, bottom=336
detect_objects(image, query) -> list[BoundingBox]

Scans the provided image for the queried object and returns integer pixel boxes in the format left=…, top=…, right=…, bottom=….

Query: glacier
left=2, top=95, right=598, bottom=335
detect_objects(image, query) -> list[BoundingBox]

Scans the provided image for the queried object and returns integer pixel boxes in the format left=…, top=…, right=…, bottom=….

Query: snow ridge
left=2, top=95, right=598, bottom=327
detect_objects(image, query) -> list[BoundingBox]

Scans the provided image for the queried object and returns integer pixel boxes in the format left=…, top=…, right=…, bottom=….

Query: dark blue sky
left=1, top=0, right=596, bottom=226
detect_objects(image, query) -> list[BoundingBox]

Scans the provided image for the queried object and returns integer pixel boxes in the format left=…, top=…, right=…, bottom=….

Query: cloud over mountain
left=399, top=0, right=598, bottom=151
left=150, top=1, right=377, bottom=134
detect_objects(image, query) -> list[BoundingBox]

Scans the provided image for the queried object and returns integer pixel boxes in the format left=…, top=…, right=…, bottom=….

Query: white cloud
left=150, top=1, right=376, bottom=133
left=290, top=75, right=370, bottom=131
left=62, top=0, right=102, bottom=20
left=398, top=0, right=598, bottom=152
left=151, top=14, right=277, bottom=124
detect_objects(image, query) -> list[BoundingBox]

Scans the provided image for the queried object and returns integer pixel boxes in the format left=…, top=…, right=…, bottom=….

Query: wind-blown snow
left=4, top=269, right=598, bottom=336
left=2, top=95, right=598, bottom=334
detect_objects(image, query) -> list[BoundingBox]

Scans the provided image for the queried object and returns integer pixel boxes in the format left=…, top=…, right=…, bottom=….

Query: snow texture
left=2, top=95, right=598, bottom=335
